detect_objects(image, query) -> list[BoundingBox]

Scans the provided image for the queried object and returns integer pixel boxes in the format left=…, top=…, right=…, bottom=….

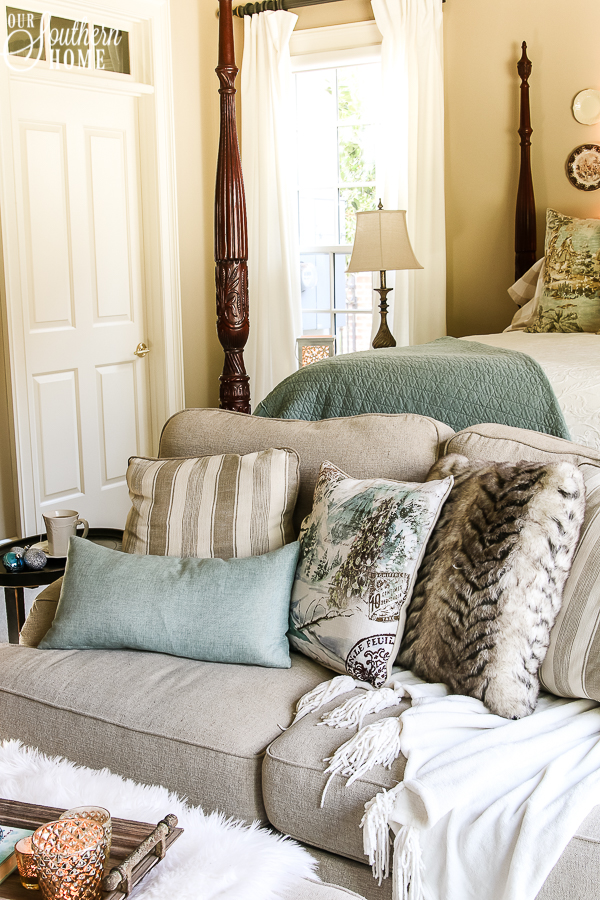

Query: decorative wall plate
left=566, top=144, right=600, bottom=191
left=573, top=89, right=600, bottom=125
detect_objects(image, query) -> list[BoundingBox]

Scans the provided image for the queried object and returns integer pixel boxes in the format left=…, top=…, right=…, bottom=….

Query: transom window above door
left=294, top=61, right=381, bottom=354
left=5, top=7, right=130, bottom=73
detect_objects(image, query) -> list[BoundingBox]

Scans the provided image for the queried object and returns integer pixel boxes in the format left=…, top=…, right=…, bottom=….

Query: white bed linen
left=463, top=333, right=600, bottom=453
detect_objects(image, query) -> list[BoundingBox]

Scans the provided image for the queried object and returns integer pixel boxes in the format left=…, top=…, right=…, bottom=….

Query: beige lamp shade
left=346, top=209, right=423, bottom=273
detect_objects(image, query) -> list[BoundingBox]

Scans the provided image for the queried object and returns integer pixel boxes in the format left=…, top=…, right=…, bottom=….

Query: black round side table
left=0, top=528, right=123, bottom=643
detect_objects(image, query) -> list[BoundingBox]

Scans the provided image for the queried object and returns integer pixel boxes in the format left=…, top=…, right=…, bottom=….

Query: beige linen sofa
left=1, top=408, right=600, bottom=900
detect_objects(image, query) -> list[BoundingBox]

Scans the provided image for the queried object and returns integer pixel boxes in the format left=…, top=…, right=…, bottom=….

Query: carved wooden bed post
left=215, top=0, right=251, bottom=413
left=515, top=42, right=537, bottom=282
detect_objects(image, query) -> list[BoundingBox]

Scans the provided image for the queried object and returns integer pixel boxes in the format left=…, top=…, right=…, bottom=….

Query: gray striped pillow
left=123, top=449, right=299, bottom=560
left=540, top=462, right=600, bottom=699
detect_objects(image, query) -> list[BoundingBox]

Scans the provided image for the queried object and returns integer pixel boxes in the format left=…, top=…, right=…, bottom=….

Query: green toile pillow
left=288, top=462, right=453, bottom=687
left=39, top=536, right=300, bottom=668
left=525, top=208, right=600, bottom=333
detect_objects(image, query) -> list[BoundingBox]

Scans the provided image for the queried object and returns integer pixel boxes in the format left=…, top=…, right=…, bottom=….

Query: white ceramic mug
left=42, top=509, right=89, bottom=556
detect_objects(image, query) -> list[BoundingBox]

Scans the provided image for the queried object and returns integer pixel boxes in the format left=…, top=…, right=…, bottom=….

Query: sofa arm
left=19, top=577, right=62, bottom=648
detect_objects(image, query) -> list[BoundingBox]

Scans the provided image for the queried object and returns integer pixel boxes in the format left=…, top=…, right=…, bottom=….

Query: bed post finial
left=515, top=41, right=536, bottom=281
left=215, top=0, right=251, bottom=413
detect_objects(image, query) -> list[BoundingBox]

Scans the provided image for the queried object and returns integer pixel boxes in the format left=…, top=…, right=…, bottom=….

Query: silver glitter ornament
left=23, top=547, right=47, bottom=570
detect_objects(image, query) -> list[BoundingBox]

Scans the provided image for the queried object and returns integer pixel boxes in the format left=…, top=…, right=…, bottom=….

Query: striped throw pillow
left=123, top=449, right=299, bottom=560
left=540, top=463, right=600, bottom=699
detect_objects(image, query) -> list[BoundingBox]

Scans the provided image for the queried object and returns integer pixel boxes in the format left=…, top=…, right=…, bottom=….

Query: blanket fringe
left=320, top=687, right=404, bottom=730
left=393, top=825, right=424, bottom=900
left=361, top=787, right=397, bottom=884
left=321, top=717, right=402, bottom=805
left=293, top=675, right=363, bottom=724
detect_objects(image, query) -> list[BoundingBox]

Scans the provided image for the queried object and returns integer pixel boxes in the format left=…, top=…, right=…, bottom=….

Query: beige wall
left=444, top=0, right=600, bottom=336
left=291, top=0, right=373, bottom=29
left=170, top=0, right=245, bottom=409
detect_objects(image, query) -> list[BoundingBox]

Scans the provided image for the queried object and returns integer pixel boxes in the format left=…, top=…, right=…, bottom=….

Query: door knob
left=134, top=342, right=150, bottom=358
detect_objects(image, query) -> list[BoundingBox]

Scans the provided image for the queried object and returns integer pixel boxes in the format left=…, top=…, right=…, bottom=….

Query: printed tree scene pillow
left=525, top=208, right=600, bottom=333
left=288, top=461, right=453, bottom=687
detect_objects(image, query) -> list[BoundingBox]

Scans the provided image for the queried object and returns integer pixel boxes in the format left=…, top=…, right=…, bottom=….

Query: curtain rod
left=233, top=0, right=444, bottom=16
left=233, top=1, right=338, bottom=16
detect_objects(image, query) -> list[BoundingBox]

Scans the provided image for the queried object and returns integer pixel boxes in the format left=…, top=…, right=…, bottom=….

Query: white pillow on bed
left=507, top=257, right=544, bottom=307
left=505, top=259, right=545, bottom=332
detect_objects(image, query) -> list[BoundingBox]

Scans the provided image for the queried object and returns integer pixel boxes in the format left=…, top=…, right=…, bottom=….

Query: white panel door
left=11, top=79, right=150, bottom=529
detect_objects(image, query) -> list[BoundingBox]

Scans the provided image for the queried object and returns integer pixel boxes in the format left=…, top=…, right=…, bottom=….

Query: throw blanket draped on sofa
left=296, top=671, right=600, bottom=900
left=254, top=338, right=571, bottom=439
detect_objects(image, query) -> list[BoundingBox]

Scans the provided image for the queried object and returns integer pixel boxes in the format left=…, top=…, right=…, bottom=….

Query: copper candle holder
left=15, top=836, right=39, bottom=890
left=32, top=818, right=106, bottom=900
left=59, top=807, right=112, bottom=861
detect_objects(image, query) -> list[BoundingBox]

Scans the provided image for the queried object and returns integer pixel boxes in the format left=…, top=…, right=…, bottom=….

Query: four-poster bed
left=213, top=6, right=600, bottom=452
left=515, top=42, right=536, bottom=281
left=214, top=0, right=250, bottom=413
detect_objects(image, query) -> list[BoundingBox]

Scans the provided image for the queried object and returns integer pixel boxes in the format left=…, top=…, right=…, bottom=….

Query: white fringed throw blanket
left=295, top=670, right=600, bottom=900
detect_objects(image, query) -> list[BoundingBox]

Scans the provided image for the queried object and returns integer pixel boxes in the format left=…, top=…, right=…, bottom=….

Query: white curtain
left=371, top=0, right=446, bottom=346
left=241, top=10, right=301, bottom=407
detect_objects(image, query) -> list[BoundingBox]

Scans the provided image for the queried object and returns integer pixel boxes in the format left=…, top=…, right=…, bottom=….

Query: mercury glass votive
left=59, top=807, right=112, bottom=861
left=15, top=836, right=39, bottom=890
left=32, top=818, right=106, bottom=900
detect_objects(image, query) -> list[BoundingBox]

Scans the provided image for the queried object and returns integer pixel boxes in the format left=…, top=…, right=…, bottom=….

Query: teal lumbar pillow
left=39, top=536, right=300, bottom=668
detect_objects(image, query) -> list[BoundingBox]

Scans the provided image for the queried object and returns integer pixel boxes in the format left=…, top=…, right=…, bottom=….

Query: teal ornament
left=3, top=551, right=25, bottom=572
left=23, top=548, right=47, bottom=570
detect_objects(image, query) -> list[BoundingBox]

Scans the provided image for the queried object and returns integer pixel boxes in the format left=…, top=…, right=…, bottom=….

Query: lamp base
left=372, top=286, right=396, bottom=349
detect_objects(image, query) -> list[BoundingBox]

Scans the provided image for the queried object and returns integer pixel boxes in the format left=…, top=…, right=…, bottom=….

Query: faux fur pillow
left=398, top=454, right=585, bottom=718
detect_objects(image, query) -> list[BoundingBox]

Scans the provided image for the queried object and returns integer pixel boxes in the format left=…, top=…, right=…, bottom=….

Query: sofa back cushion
left=444, top=423, right=600, bottom=467
left=443, top=423, right=600, bottom=703
left=159, top=410, right=454, bottom=532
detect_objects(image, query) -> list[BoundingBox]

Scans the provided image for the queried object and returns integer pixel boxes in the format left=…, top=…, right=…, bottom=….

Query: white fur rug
left=0, top=740, right=317, bottom=900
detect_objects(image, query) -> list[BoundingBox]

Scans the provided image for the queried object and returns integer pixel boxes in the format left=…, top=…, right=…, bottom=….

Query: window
left=294, top=59, right=381, bottom=354
left=5, top=7, right=130, bottom=74
left=6, top=7, right=45, bottom=59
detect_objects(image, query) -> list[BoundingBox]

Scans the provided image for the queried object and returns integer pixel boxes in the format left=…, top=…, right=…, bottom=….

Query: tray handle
left=102, top=814, right=178, bottom=896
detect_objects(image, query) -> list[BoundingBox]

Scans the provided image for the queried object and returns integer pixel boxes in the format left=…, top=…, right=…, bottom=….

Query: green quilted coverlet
left=254, top=337, right=571, bottom=439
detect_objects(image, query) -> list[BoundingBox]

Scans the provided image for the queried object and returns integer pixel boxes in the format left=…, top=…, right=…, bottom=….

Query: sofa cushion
left=159, top=410, right=454, bottom=531
left=536, top=807, right=600, bottom=900
left=398, top=455, right=585, bottom=718
left=444, top=423, right=600, bottom=466
left=0, top=644, right=329, bottom=823
left=265, top=699, right=600, bottom=900
left=39, top=538, right=299, bottom=669
left=289, top=462, right=452, bottom=687
left=263, top=690, right=410, bottom=864
left=123, top=449, right=299, bottom=559
left=444, top=424, right=600, bottom=704
left=540, top=462, right=600, bottom=700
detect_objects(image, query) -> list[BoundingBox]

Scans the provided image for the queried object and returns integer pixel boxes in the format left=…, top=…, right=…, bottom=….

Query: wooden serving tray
left=0, top=799, right=183, bottom=900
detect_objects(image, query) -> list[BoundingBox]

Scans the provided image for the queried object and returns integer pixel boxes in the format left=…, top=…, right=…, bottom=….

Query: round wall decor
left=572, top=89, right=600, bottom=125
left=566, top=144, right=600, bottom=191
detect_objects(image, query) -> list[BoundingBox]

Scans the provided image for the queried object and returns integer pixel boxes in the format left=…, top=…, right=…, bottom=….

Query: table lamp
left=346, top=203, right=423, bottom=348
